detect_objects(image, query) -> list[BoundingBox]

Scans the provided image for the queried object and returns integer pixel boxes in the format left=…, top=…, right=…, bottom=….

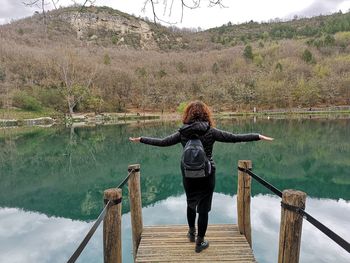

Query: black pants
left=182, top=173, right=215, bottom=213
left=187, top=206, right=208, bottom=238
left=182, top=167, right=215, bottom=238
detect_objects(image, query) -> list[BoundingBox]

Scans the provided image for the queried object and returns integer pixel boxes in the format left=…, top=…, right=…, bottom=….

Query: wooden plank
left=142, top=225, right=237, bottom=229
left=141, top=233, right=241, bottom=238
left=137, top=252, right=255, bottom=257
left=136, top=258, right=255, bottom=262
left=136, top=262, right=255, bottom=263
left=135, top=224, right=256, bottom=263
left=137, top=258, right=256, bottom=262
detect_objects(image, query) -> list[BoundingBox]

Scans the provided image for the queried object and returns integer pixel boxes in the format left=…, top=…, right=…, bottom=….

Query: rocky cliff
left=56, top=7, right=160, bottom=49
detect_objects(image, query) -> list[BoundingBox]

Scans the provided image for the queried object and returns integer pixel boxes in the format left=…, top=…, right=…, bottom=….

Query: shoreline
left=1, top=108, right=350, bottom=128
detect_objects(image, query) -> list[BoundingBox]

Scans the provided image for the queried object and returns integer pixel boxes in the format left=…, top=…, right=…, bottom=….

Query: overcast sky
left=1, top=0, right=350, bottom=29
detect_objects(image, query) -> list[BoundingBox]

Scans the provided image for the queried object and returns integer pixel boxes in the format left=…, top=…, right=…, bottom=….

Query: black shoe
left=187, top=227, right=196, bottom=242
left=195, top=237, right=209, bottom=253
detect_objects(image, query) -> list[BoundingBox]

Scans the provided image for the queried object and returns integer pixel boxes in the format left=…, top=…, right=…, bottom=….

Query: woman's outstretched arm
left=129, top=131, right=181, bottom=147
left=259, top=134, right=274, bottom=141
left=212, top=128, right=273, bottom=143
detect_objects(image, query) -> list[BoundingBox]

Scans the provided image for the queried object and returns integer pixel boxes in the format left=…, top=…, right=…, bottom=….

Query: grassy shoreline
left=218, top=109, right=350, bottom=117
left=1, top=108, right=350, bottom=127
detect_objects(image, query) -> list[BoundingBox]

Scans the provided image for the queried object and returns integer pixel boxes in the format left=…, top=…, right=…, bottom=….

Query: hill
left=0, top=6, right=349, bottom=117
left=199, top=11, right=350, bottom=48
left=0, top=6, right=186, bottom=50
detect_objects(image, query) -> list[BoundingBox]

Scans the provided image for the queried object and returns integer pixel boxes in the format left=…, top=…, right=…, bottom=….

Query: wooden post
left=237, top=160, right=252, bottom=247
left=103, top=188, right=122, bottom=263
left=278, top=189, right=307, bottom=263
left=128, top=164, right=143, bottom=261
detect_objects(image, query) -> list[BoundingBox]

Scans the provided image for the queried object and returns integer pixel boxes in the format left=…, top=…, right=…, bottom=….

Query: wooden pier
left=136, top=224, right=256, bottom=263
left=102, top=161, right=306, bottom=263
left=67, top=158, right=348, bottom=263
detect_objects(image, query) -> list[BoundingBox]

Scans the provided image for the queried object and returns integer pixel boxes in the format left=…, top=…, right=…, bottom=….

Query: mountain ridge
left=2, top=6, right=349, bottom=51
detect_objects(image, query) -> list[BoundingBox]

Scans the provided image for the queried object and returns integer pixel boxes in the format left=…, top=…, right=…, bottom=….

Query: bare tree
left=23, top=0, right=96, bottom=23
left=23, top=0, right=51, bottom=24
left=54, top=50, right=98, bottom=116
left=24, top=0, right=225, bottom=25
left=142, top=0, right=226, bottom=24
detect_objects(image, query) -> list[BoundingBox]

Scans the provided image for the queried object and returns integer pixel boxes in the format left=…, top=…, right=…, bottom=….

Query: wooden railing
left=69, top=160, right=349, bottom=263
left=237, top=160, right=306, bottom=263
left=102, top=164, right=142, bottom=263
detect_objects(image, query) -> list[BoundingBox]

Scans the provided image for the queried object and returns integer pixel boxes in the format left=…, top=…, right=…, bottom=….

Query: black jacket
left=140, top=122, right=260, bottom=161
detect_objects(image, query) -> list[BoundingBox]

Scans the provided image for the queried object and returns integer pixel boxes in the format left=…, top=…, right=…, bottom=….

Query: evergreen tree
left=243, top=45, right=254, bottom=60
left=302, top=49, right=314, bottom=63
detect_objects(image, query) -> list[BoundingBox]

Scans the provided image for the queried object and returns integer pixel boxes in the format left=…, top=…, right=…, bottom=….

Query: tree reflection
left=0, top=118, right=349, bottom=220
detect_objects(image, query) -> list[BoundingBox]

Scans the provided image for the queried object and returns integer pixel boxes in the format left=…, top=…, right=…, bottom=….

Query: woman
left=129, top=101, right=273, bottom=253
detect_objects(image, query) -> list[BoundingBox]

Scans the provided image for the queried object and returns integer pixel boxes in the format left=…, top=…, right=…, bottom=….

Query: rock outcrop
left=57, top=8, right=159, bottom=49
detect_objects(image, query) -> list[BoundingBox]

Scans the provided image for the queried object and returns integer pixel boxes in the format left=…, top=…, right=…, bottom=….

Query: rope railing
left=237, top=166, right=350, bottom=254
left=66, top=164, right=348, bottom=263
left=66, top=168, right=138, bottom=263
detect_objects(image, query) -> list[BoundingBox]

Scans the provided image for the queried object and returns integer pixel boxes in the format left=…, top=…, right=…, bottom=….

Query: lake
left=0, top=117, right=349, bottom=263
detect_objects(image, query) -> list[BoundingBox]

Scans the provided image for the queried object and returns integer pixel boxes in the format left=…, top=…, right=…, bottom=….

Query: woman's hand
left=129, top=137, right=141, bottom=143
left=259, top=134, right=274, bottom=141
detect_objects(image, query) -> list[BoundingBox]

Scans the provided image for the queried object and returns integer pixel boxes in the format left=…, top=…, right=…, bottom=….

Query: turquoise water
left=0, top=118, right=349, bottom=262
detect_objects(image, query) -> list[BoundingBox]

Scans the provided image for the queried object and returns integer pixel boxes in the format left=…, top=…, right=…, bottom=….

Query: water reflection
left=1, top=119, right=349, bottom=221
left=1, top=194, right=349, bottom=263
left=1, top=118, right=350, bottom=262
left=0, top=207, right=102, bottom=263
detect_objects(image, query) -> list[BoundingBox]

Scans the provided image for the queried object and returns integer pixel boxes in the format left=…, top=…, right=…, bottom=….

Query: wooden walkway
left=135, top=224, right=257, bottom=263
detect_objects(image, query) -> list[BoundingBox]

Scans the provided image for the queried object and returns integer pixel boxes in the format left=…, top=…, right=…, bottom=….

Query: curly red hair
left=182, top=101, right=214, bottom=127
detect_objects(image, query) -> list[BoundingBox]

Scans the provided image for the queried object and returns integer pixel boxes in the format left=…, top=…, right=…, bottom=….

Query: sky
left=1, top=0, right=350, bottom=29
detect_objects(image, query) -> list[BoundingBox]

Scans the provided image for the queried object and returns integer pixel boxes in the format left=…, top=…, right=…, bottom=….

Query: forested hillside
left=0, top=6, right=349, bottom=116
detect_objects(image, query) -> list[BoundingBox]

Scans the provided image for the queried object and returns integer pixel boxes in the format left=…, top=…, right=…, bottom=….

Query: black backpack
left=181, top=138, right=211, bottom=178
